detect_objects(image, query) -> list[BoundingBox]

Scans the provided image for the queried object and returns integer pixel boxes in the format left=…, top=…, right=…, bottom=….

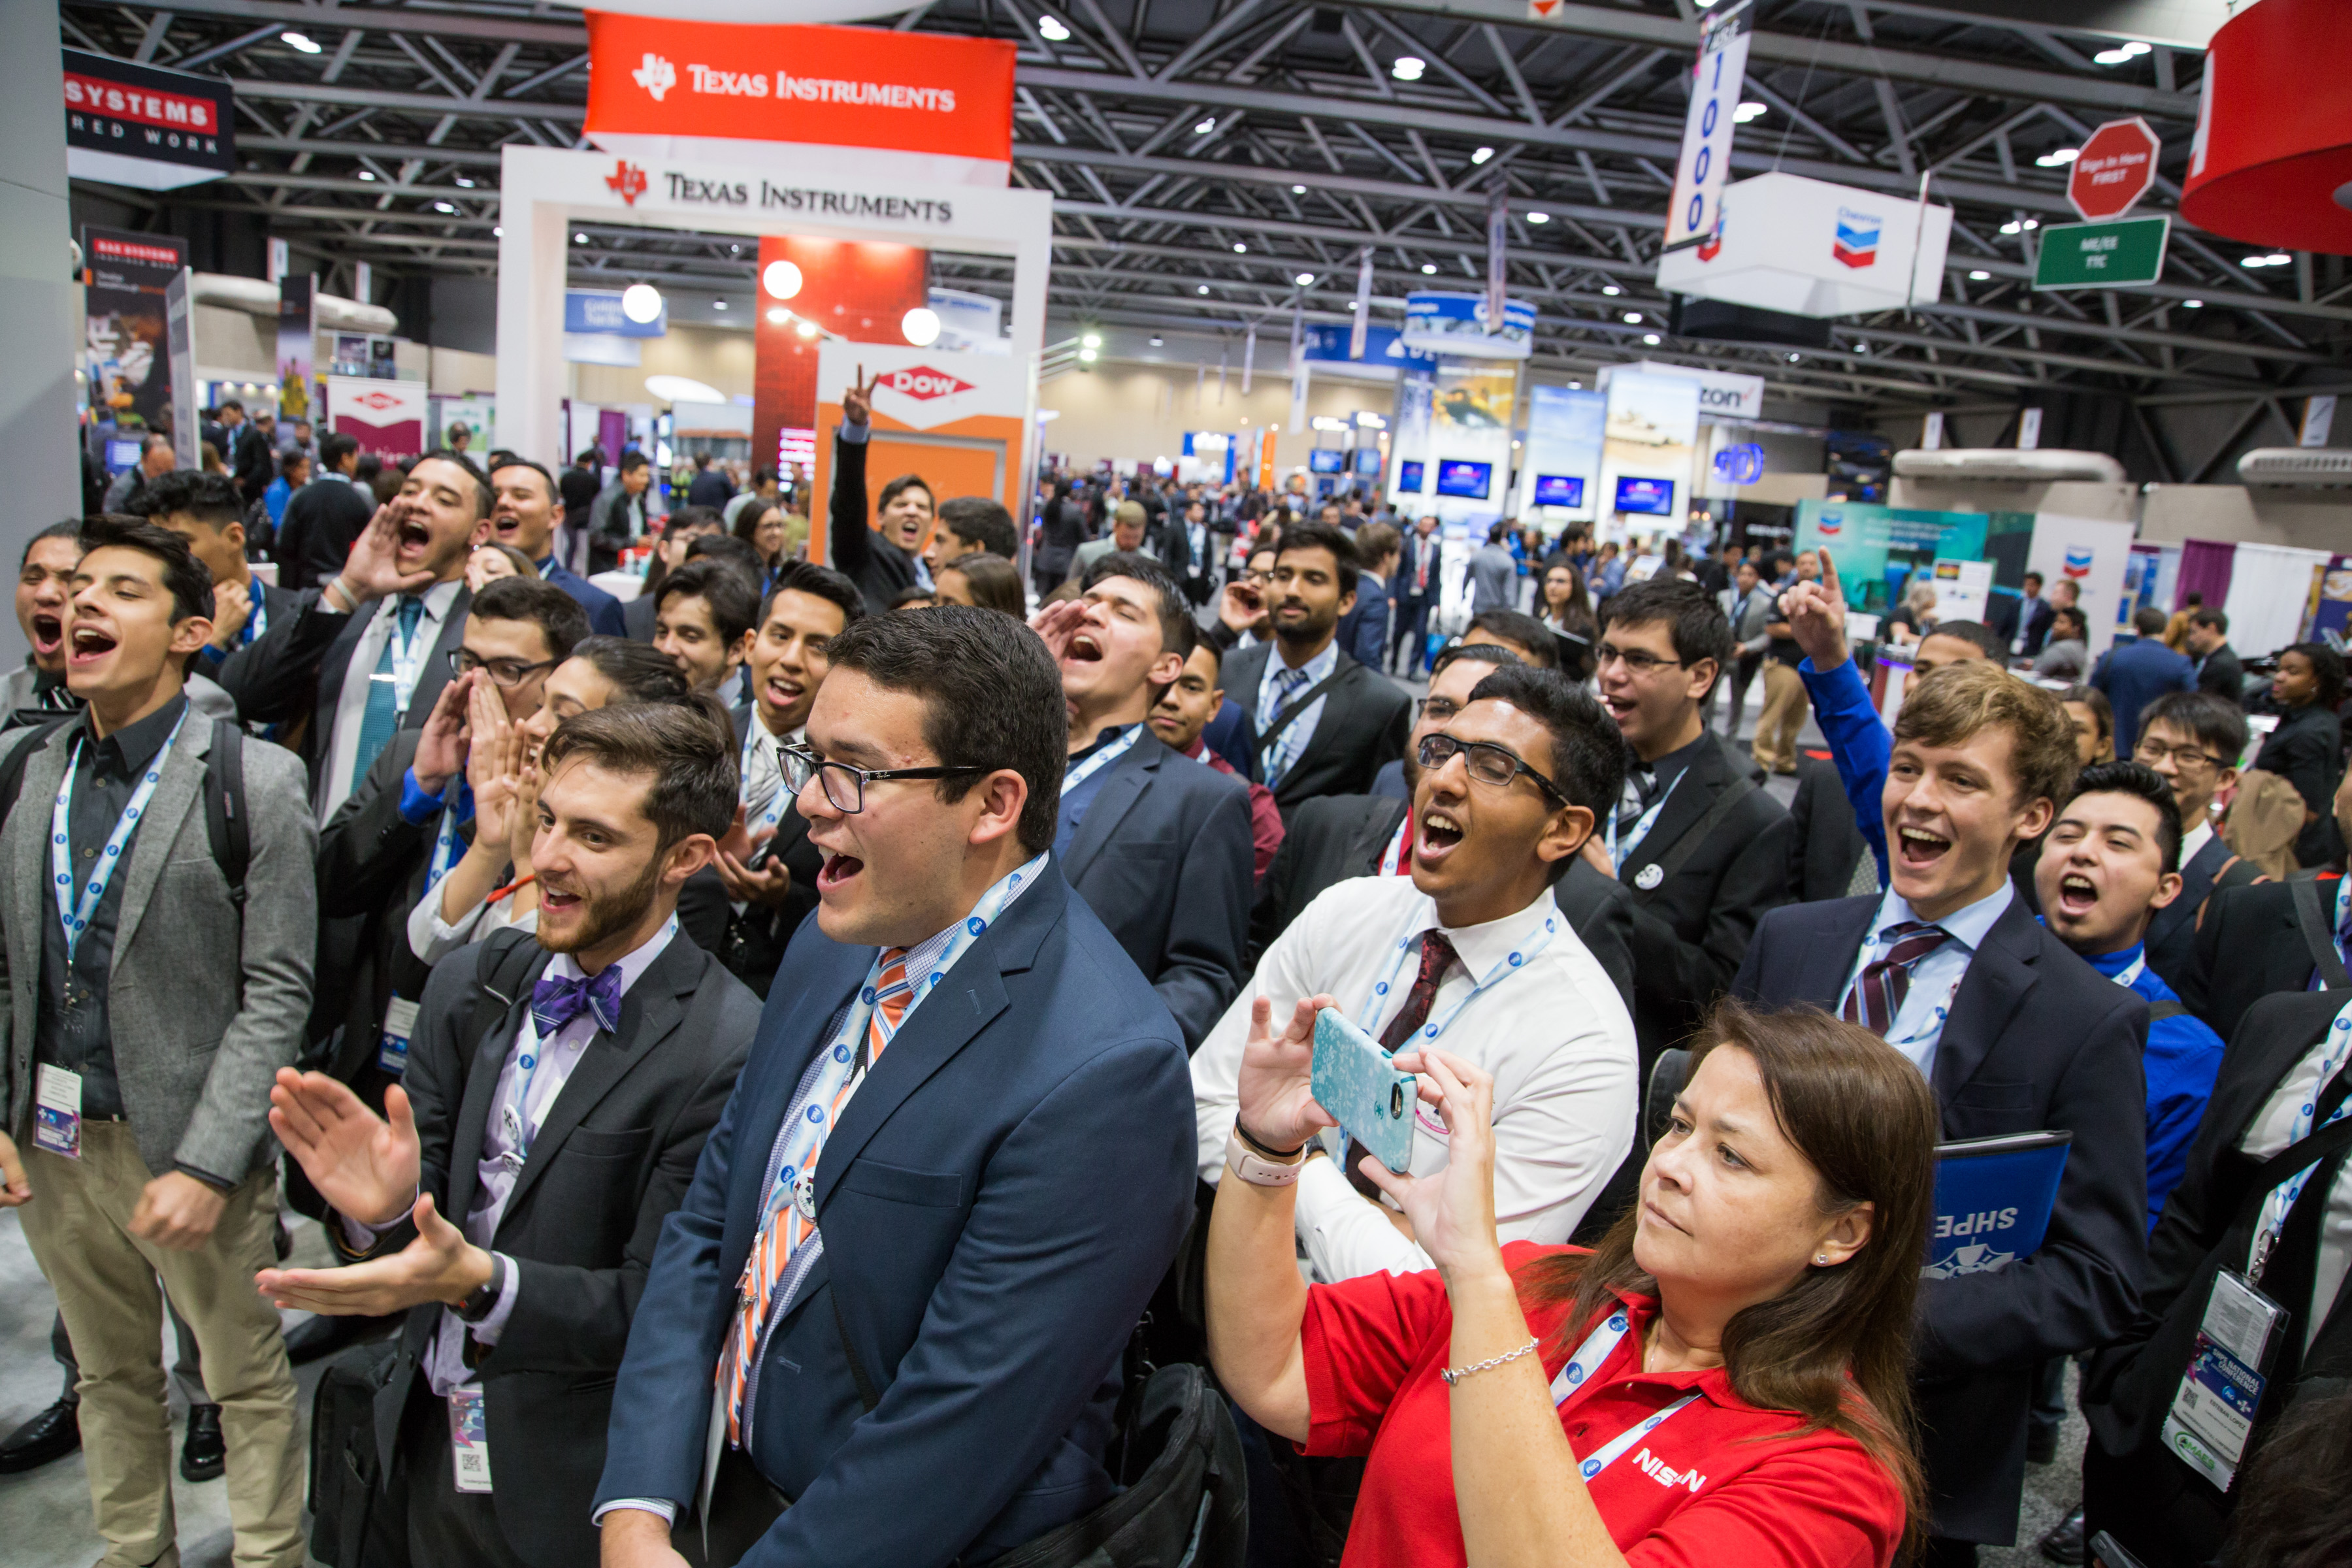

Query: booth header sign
left=2033, top=215, right=2170, bottom=290
left=583, top=12, right=1015, bottom=163
left=62, top=49, right=233, bottom=191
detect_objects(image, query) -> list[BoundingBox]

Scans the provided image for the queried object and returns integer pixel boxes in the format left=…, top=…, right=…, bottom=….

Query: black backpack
left=0, top=711, right=250, bottom=902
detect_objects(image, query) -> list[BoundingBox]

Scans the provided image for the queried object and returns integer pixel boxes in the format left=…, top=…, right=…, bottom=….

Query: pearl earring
left=1814, top=1254, right=1829, bottom=1265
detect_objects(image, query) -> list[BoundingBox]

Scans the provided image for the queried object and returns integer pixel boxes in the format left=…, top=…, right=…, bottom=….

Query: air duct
left=189, top=272, right=398, bottom=335
left=2238, top=448, right=2352, bottom=488
left=1892, top=448, right=2127, bottom=483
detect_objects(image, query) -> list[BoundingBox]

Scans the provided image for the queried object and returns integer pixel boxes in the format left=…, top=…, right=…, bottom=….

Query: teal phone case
left=1310, top=1007, right=1417, bottom=1173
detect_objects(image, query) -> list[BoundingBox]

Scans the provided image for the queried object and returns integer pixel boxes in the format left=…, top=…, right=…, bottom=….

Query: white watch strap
left=1225, top=1126, right=1305, bottom=1187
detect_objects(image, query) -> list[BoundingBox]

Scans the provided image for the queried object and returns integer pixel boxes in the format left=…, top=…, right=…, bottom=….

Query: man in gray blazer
left=1721, top=557, right=1777, bottom=739
left=0, top=517, right=317, bottom=1568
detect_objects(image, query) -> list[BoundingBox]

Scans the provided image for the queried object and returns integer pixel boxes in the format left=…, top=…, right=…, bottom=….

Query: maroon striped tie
left=1843, top=921, right=1951, bottom=1037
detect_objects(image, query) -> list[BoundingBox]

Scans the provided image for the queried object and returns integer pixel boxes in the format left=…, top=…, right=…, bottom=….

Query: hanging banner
left=1658, top=171, right=1952, bottom=318
left=63, top=50, right=234, bottom=192
left=277, top=274, right=318, bottom=429
left=1486, top=187, right=1509, bottom=333
left=324, top=376, right=428, bottom=459
left=582, top=12, right=1016, bottom=186
left=1350, top=249, right=1375, bottom=361
left=566, top=289, right=669, bottom=337
left=1400, top=292, right=1537, bottom=360
left=1517, top=384, right=1607, bottom=521
left=2025, top=514, right=2137, bottom=659
left=1598, top=370, right=1700, bottom=530
left=164, top=269, right=197, bottom=469
left=1390, top=373, right=1434, bottom=510
left=1288, top=306, right=1309, bottom=436
left=1661, top=0, right=1753, bottom=253
left=81, top=227, right=187, bottom=439
left=1241, top=322, right=1256, bottom=395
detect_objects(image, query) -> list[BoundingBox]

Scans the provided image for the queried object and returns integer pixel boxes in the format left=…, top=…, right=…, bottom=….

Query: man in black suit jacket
left=1220, top=519, right=1411, bottom=819
left=1389, top=515, right=1441, bottom=676
left=2186, top=871, right=2349, bottom=1045
left=2183, top=607, right=2245, bottom=705
left=2134, top=691, right=2246, bottom=996
left=2013, top=572, right=2059, bottom=657
left=219, top=451, right=489, bottom=821
left=1733, top=657, right=2147, bottom=1555
left=260, top=704, right=761, bottom=1568
left=487, top=458, right=627, bottom=635
left=275, top=433, right=377, bottom=591
left=2080, top=988, right=2352, bottom=1568
left=825, top=374, right=932, bottom=615
left=1036, top=551, right=1254, bottom=1047
left=1590, top=578, right=1793, bottom=1070
left=714, top=561, right=864, bottom=997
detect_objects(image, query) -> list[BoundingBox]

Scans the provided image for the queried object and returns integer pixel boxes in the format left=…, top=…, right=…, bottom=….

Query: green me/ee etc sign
left=2033, top=214, right=2172, bottom=290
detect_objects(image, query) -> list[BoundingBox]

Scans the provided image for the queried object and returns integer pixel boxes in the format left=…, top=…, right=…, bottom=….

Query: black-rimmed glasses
left=1595, top=644, right=1687, bottom=676
left=1416, top=733, right=1569, bottom=808
left=448, top=648, right=559, bottom=689
left=2134, top=738, right=2224, bottom=770
left=781, top=743, right=985, bottom=814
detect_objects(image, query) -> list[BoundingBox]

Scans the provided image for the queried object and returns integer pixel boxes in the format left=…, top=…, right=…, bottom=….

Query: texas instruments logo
left=632, top=52, right=677, bottom=102
left=881, top=366, right=975, bottom=400
left=606, top=159, right=647, bottom=206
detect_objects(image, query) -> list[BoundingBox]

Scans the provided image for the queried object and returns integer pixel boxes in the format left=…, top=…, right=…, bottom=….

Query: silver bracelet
left=1440, top=1337, right=1539, bottom=1386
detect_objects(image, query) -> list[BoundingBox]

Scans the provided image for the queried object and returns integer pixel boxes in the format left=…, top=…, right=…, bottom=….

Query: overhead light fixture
left=1623, top=312, right=1642, bottom=323
left=1968, top=269, right=1992, bottom=280
left=1642, top=333, right=1660, bottom=345
left=766, top=307, right=789, bottom=324
left=762, top=260, right=804, bottom=299
left=2183, top=298, right=2204, bottom=308
left=1079, top=347, right=1098, bottom=363
left=1733, top=101, right=1767, bottom=123
left=713, top=300, right=728, bottom=310
left=357, top=170, right=376, bottom=181
left=1999, top=220, right=2023, bottom=235
left=431, top=201, right=457, bottom=214
left=1148, top=335, right=1164, bottom=346
left=2093, top=46, right=2134, bottom=65
left=1292, top=184, right=1306, bottom=194
left=454, top=177, right=475, bottom=189
left=1295, top=272, right=1315, bottom=286
left=1421, top=263, right=1438, bottom=275
left=2036, top=148, right=2081, bottom=167
left=621, top=283, right=664, bottom=323
left=1392, top=56, right=1425, bottom=81
left=1233, top=242, right=1248, bottom=253
left=902, top=307, right=941, bottom=346
left=1037, top=14, right=1071, bottom=40
left=1194, top=118, right=1217, bottom=135
left=794, top=318, right=818, bottom=339
left=1527, top=211, right=1550, bottom=224
left=2022, top=219, right=2040, bottom=231
left=1198, top=284, right=1211, bottom=294
left=574, top=232, right=590, bottom=244
left=282, top=30, right=321, bottom=52
left=1788, top=352, right=1801, bottom=362
left=1602, top=284, right=1622, bottom=296
left=1854, top=340, right=1870, bottom=352
left=1471, top=146, right=1494, bottom=165
left=2122, top=40, right=2152, bottom=56
left=493, top=225, right=504, bottom=237
left=1081, top=332, right=1102, bottom=348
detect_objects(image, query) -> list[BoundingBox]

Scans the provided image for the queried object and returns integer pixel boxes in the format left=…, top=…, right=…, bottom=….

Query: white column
left=492, top=149, right=569, bottom=465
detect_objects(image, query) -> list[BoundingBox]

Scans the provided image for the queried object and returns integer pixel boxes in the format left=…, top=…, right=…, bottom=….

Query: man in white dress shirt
left=1194, top=662, right=1639, bottom=1281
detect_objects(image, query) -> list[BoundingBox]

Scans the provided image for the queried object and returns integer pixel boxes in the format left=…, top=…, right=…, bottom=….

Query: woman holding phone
left=1207, top=998, right=1935, bottom=1567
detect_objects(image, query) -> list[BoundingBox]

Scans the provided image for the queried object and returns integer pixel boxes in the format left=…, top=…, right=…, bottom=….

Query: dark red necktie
left=1842, top=921, right=1950, bottom=1037
left=1346, top=930, right=1459, bottom=1196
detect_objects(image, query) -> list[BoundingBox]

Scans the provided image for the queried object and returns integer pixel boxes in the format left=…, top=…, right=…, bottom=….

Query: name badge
left=448, top=1382, right=493, bottom=1494
left=380, top=995, right=420, bottom=1075
left=33, top=1064, right=82, bottom=1159
left=2161, top=1269, right=2286, bottom=1493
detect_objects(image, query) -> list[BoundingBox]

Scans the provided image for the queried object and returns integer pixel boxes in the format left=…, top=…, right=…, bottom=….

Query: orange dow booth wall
left=752, top=234, right=930, bottom=482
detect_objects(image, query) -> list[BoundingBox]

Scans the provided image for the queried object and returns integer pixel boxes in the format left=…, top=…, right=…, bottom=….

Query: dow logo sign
left=348, top=388, right=404, bottom=413
left=881, top=366, right=975, bottom=400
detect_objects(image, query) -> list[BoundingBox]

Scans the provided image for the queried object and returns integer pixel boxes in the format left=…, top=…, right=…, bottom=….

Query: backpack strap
left=1252, top=667, right=1351, bottom=766
left=2289, top=874, right=2350, bottom=989
left=202, top=718, right=250, bottom=907
left=2145, top=1000, right=2188, bottom=1022
left=0, top=713, right=82, bottom=826
left=1633, top=772, right=1759, bottom=892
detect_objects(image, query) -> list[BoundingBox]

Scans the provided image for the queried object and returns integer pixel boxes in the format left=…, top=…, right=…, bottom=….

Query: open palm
left=268, top=1070, right=420, bottom=1226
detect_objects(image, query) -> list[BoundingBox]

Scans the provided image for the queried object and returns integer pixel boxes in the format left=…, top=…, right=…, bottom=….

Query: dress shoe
left=282, top=1311, right=399, bottom=1365
left=179, top=1403, right=225, bottom=1482
left=2038, top=1503, right=2087, bottom=1565
left=0, top=1397, right=80, bottom=1473
left=2025, top=1421, right=2061, bottom=1465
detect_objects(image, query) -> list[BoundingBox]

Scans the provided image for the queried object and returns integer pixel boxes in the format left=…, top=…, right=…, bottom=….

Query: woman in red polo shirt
left=1207, top=996, right=1938, bottom=1567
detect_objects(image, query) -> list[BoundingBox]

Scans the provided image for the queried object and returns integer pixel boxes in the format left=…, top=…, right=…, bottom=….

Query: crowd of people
left=1, top=412, right=2347, bottom=1568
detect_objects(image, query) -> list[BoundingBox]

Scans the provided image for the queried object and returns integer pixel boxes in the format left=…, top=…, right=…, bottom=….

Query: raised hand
left=1028, top=597, right=1091, bottom=662
left=413, top=671, right=476, bottom=796
left=1782, top=545, right=1852, bottom=672
left=1235, top=995, right=1340, bottom=1155
left=1218, top=579, right=1263, bottom=635
left=268, top=1070, right=421, bottom=1227
left=840, top=365, right=882, bottom=427
left=1360, top=1049, right=1503, bottom=1280
left=466, top=679, right=523, bottom=848
left=255, top=1192, right=491, bottom=1316
left=508, top=757, right=544, bottom=879
left=207, top=580, right=252, bottom=651
left=338, top=502, right=437, bottom=604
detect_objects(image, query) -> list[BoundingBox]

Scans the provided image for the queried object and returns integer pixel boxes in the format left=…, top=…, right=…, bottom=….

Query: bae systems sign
left=61, top=49, right=235, bottom=191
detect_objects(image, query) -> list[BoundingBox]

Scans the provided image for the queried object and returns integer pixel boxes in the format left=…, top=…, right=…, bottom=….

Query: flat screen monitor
left=1308, top=448, right=1345, bottom=474
left=1533, top=474, right=1585, bottom=508
left=1614, top=476, right=1676, bottom=516
left=1435, top=460, right=1492, bottom=500
left=1354, top=446, right=1382, bottom=477
left=105, top=438, right=144, bottom=472
left=1397, top=460, right=1426, bottom=493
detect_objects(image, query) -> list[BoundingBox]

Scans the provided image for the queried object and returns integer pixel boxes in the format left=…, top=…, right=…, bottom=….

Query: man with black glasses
left=2131, top=691, right=2246, bottom=996
left=1194, top=663, right=1637, bottom=1282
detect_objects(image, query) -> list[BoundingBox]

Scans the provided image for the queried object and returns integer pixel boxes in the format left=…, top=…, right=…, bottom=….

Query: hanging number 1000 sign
left=1662, top=1, right=1754, bottom=253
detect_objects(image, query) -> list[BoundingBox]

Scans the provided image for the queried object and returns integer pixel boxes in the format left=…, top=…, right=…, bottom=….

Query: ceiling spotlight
left=902, top=306, right=941, bottom=346
left=794, top=318, right=818, bottom=339
left=2022, top=219, right=2040, bottom=231
left=493, top=225, right=504, bottom=237
left=574, top=232, right=590, bottom=244
left=2093, top=46, right=2134, bottom=65
left=1602, top=284, right=1622, bottom=296
left=1081, top=332, right=1102, bottom=348
left=712, top=300, right=728, bottom=310
left=1421, top=263, right=1438, bottom=275
left=1198, top=284, right=1211, bottom=295
left=762, top=260, right=804, bottom=299
left=1292, top=184, right=1306, bottom=194
left=1471, top=146, right=1494, bottom=165
left=455, top=177, right=475, bottom=189
left=281, top=30, right=321, bottom=52
left=2241, top=254, right=2272, bottom=267
left=357, top=170, right=376, bottom=181
left=1295, top=272, right=1315, bottom=287
left=1968, top=269, right=1991, bottom=280
left=1079, top=347, right=1098, bottom=363
left=431, top=201, right=457, bottom=214
left=1854, top=340, right=1870, bottom=352
left=1642, top=333, right=1660, bottom=345
left=2036, top=148, right=2081, bottom=167
left=1527, top=212, right=1550, bottom=224
left=1788, top=352, right=1801, bottom=362
left=1037, top=14, right=1071, bottom=40
left=1623, top=312, right=1642, bottom=323
left=2183, top=298, right=2204, bottom=308
left=1733, top=101, right=1767, bottom=123
left=1148, top=335, right=1164, bottom=346
left=1392, top=56, right=1425, bottom=81
left=1233, top=242, right=1248, bottom=253
left=766, top=307, right=789, bottom=324
left=621, top=283, right=664, bottom=323
left=1194, top=118, right=1217, bottom=135
left=2122, top=40, right=2152, bottom=56
left=1999, top=220, right=2022, bottom=235
left=2265, top=252, right=2293, bottom=265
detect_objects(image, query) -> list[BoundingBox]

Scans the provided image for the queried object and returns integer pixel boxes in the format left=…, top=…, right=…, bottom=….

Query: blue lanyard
left=427, top=805, right=464, bottom=891
left=1547, top=1307, right=1703, bottom=1481
left=1355, top=902, right=1559, bottom=1047
left=242, top=588, right=267, bottom=648
left=51, top=708, right=190, bottom=962
left=1605, top=766, right=1684, bottom=867
left=2254, top=1002, right=2352, bottom=1277
left=1062, top=724, right=1143, bottom=797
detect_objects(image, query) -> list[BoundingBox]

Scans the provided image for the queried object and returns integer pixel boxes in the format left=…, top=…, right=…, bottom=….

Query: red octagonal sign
left=2068, top=118, right=2160, bottom=221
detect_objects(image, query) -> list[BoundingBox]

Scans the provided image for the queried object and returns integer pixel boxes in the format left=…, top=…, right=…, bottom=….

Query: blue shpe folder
left=1923, top=1131, right=2071, bottom=1279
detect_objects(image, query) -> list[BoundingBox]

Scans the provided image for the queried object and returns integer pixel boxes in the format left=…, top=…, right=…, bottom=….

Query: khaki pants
left=1753, top=661, right=1810, bottom=773
left=20, top=1122, right=303, bottom=1568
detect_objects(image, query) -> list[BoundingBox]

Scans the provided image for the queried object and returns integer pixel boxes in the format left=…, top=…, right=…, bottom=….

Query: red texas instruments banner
left=583, top=13, right=1014, bottom=163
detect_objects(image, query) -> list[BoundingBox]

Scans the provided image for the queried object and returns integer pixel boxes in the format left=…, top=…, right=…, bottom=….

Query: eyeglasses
left=1416, top=733, right=1569, bottom=808
left=1595, top=644, right=1687, bottom=677
left=780, top=743, right=985, bottom=814
left=1415, top=694, right=1463, bottom=724
left=2134, top=739, right=2224, bottom=770
left=448, top=648, right=559, bottom=688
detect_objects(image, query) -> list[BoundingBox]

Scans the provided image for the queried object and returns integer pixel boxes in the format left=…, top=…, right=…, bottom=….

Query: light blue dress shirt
left=1839, top=879, right=2016, bottom=1075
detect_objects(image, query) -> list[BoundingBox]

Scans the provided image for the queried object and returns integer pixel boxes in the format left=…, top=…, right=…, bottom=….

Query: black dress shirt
left=35, top=694, right=189, bottom=1124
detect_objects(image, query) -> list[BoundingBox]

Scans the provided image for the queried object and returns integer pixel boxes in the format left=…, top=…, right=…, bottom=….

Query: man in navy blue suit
left=594, top=606, right=1196, bottom=1568
left=1736, top=553, right=2148, bottom=1563
left=2089, top=604, right=2195, bottom=759
left=488, top=459, right=627, bottom=636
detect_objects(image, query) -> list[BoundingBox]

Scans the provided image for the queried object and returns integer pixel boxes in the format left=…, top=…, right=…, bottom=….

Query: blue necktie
left=531, top=965, right=625, bottom=1037
left=1265, top=667, right=1312, bottom=787
left=351, top=596, right=424, bottom=795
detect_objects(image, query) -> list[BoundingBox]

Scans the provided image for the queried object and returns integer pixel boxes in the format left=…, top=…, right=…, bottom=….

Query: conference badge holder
left=33, top=1064, right=82, bottom=1158
left=448, top=1382, right=493, bottom=1493
left=2161, top=1268, right=2286, bottom=1492
left=381, top=995, right=419, bottom=1075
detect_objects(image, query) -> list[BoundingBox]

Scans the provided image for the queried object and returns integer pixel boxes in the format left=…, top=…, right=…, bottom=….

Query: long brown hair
left=1517, top=1000, right=1937, bottom=1558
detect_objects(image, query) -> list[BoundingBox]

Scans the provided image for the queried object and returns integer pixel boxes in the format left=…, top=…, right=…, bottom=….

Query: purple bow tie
left=531, top=965, right=625, bottom=1037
